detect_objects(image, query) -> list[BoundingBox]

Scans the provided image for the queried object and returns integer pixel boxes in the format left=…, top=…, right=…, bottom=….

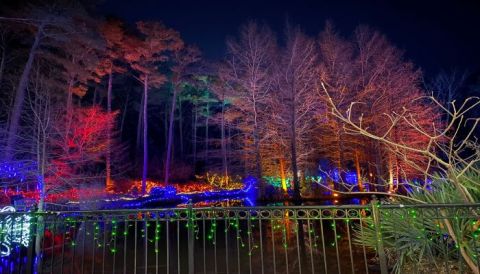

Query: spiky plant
left=354, top=171, right=480, bottom=273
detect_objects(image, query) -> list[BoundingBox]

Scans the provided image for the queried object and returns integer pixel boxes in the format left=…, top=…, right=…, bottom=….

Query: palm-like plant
left=355, top=171, right=480, bottom=273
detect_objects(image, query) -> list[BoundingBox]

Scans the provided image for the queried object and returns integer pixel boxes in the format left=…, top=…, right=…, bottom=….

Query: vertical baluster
left=81, top=214, right=87, bottom=274
left=247, top=213, right=252, bottom=274
left=102, top=216, right=107, bottom=274
left=332, top=218, right=341, bottom=274
left=346, top=216, right=355, bottom=274
left=283, top=214, right=289, bottom=274
left=188, top=202, right=195, bottom=274
left=213, top=216, right=217, bottom=274
left=144, top=213, right=148, bottom=274
left=359, top=207, right=369, bottom=274
left=166, top=215, right=170, bottom=274
left=123, top=218, right=128, bottom=274
left=236, top=216, right=240, bottom=274
left=59, top=215, right=65, bottom=274
left=177, top=217, right=180, bottom=273
left=295, top=211, right=302, bottom=274
left=155, top=214, right=159, bottom=274
left=258, top=215, right=264, bottom=274
left=134, top=217, right=137, bottom=274
left=271, top=219, right=276, bottom=274
left=91, top=220, right=97, bottom=274
left=50, top=215, right=57, bottom=274
left=70, top=217, right=77, bottom=274
left=202, top=213, right=206, bottom=274
left=225, top=216, right=229, bottom=274
left=319, top=210, right=328, bottom=273
left=111, top=217, right=117, bottom=274
left=307, top=218, right=314, bottom=274
left=18, top=213, right=25, bottom=274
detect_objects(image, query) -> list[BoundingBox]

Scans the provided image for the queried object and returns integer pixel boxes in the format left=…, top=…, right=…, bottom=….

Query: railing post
left=187, top=199, right=195, bottom=274
left=371, top=196, right=388, bottom=274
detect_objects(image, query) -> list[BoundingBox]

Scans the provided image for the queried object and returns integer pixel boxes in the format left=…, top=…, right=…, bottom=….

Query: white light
left=0, top=206, right=31, bottom=257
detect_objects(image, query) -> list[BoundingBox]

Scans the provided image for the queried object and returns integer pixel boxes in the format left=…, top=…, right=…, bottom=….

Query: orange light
left=333, top=193, right=339, bottom=197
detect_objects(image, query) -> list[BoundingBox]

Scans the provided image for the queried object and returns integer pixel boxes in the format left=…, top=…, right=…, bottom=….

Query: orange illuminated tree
left=315, top=25, right=441, bottom=191
left=127, top=21, right=183, bottom=194
left=271, top=26, right=319, bottom=198
left=164, top=46, right=200, bottom=185
left=222, top=22, right=277, bottom=196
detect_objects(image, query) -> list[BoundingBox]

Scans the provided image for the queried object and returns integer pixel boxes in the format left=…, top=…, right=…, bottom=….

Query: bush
left=354, top=171, right=480, bottom=273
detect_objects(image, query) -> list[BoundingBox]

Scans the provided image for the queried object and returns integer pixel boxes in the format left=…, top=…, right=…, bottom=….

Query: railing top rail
left=0, top=203, right=480, bottom=215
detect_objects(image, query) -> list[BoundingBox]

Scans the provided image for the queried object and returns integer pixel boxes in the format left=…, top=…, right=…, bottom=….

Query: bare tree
left=1, top=1, right=92, bottom=159
left=321, top=81, right=480, bottom=272
left=272, top=25, right=318, bottom=198
left=164, top=46, right=200, bottom=185
left=430, top=69, right=468, bottom=124
left=223, top=21, right=276, bottom=196
left=128, top=21, right=183, bottom=194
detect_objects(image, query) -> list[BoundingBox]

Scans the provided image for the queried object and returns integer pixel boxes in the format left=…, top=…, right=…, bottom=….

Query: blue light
left=0, top=160, right=39, bottom=197
left=106, top=178, right=256, bottom=209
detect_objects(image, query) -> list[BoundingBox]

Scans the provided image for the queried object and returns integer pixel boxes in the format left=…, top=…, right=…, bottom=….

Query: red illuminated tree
left=48, top=106, right=118, bottom=192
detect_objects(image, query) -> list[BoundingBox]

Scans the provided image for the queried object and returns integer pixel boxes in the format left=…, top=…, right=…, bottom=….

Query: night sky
left=101, top=0, right=480, bottom=77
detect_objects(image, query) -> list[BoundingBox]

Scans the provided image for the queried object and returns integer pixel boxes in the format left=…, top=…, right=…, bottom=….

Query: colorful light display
left=0, top=206, right=31, bottom=257
left=107, top=177, right=256, bottom=209
left=264, top=176, right=292, bottom=189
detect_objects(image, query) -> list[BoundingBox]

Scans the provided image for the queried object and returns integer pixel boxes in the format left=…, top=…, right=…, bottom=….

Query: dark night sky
left=100, top=0, right=480, bottom=77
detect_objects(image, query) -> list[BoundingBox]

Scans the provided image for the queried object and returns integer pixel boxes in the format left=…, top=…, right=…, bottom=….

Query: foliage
left=354, top=171, right=480, bottom=273
left=47, top=106, right=118, bottom=192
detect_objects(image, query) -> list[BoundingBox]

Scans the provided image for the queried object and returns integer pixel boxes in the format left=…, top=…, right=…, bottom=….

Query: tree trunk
left=193, top=105, right=197, bottom=168
left=290, top=103, right=300, bottom=200
left=119, top=88, right=130, bottom=137
left=92, top=87, right=97, bottom=106
left=374, top=142, right=384, bottom=191
left=204, top=103, right=209, bottom=165
left=220, top=93, right=228, bottom=184
left=136, top=92, right=144, bottom=152
left=106, top=71, right=113, bottom=192
left=35, top=96, right=48, bottom=265
left=5, top=23, right=44, bottom=159
left=279, top=157, right=287, bottom=192
left=253, top=130, right=263, bottom=195
left=0, top=48, right=5, bottom=86
left=387, top=154, right=394, bottom=192
left=227, top=124, right=231, bottom=171
left=164, top=104, right=168, bottom=151
left=178, top=96, right=184, bottom=159
left=251, top=91, right=264, bottom=198
left=141, top=75, right=148, bottom=195
left=164, top=87, right=178, bottom=185
left=338, top=131, right=345, bottom=189
left=66, top=78, right=74, bottom=126
left=354, top=150, right=363, bottom=191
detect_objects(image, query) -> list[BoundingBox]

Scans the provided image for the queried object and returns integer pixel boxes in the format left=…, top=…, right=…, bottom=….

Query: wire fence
left=0, top=201, right=479, bottom=273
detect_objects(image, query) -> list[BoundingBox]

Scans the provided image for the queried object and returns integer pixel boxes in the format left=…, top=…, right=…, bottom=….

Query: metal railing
left=0, top=201, right=479, bottom=273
